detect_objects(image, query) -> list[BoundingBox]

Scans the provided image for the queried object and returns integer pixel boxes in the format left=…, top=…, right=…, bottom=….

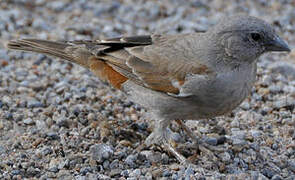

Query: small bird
left=7, top=15, right=290, bottom=164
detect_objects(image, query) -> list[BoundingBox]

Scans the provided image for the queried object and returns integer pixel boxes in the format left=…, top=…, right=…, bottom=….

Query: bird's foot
left=176, top=120, right=224, bottom=161
left=145, top=128, right=189, bottom=165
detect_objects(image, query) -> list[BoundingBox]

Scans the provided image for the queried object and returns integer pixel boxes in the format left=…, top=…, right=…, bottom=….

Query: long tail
left=6, top=39, right=92, bottom=67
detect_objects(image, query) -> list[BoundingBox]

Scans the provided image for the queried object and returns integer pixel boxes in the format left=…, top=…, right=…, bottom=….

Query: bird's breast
left=187, top=63, right=257, bottom=118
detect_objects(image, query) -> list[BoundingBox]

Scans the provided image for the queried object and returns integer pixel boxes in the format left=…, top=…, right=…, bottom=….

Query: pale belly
left=123, top=63, right=257, bottom=120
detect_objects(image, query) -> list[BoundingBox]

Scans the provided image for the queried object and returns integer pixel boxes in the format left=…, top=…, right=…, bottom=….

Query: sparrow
left=7, top=15, right=291, bottom=164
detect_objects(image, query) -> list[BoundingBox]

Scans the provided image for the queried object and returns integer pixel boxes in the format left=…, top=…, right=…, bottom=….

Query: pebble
left=130, top=169, right=141, bottom=177
left=27, top=100, right=44, bottom=108
left=42, top=147, right=53, bottom=156
left=262, top=168, right=276, bottom=178
left=121, top=169, right=130, bottom=177
left=125, top=154, right=138, bottom=168
left=109, top=168, right=121, bottom=177
left=184, top=166, right=194, bottom=180
left=220, top=152, right=231, bottom=163
left=288, top=160, right=295, bottom=172
left=171, top=173, right=179, bottom=180
left=2, top=96, right=12, bottom=106
left=161, top=153, right=169, bottom=164
left=271, top=174, right=283, bottom=180
left=140, top=151, right=161, bottom=164
left=0, top=145, right=6, bottom=155
left=270, top=62, right=295, bottom=80
left=11, top=170, right=21, bottom=176
left=90, top=144, right=113, bottom=163
left=205, top=137, right=218, bottom=146
left=250, top=130, right=262, bottom=138
left=272, top=97, right=295, bottom=109
left=23, top=118, right=34, bottom=125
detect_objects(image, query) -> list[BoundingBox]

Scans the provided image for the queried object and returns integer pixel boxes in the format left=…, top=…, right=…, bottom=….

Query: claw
left=145, top=119, right=225, bottom=164
left=164, top=141, right=189, bottom=165
left=145, top=127, right=189, bottom=164
left=176, top=120, right=224, bottom=157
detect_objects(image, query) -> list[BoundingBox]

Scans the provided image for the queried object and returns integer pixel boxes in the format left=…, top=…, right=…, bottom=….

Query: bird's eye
left=250, top=33, right=261, bottom=41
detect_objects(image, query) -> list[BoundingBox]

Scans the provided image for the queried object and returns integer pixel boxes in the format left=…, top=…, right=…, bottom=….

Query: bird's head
left=210, top=15, right=290, bottom=63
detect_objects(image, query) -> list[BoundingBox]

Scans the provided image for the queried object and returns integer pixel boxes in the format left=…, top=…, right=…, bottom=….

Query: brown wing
left=92, top=34, right=211, bottom=94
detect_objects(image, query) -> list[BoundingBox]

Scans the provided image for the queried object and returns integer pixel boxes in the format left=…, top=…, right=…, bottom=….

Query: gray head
left=209, top=15, right=290, bottom=63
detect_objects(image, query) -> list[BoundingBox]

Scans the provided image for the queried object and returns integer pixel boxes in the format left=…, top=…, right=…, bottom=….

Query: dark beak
left=265, top=36, right=291, bottom=52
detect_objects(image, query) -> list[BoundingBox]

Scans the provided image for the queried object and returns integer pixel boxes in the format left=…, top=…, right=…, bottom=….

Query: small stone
left=125, top=154, right=137, bottom=168
left=42, top=147, right=53, bottom=156
left=230, top=118, right=240, bottom=128
left=161, top=153, right=169, bottom=164
left=271, top=174, right=283, bottom=180
left=87, top=113, right=96, bottom=121
left=48, top=167, right=59, bottom=173
left=240, top=101, right=250, bottom=110
left=184, top=167, right=194, bottom=180
left=272, top=143, right=279, bottom=150
left=162, top=170, right=171, bottom=177
left=26, top=167, right=40, bottom=176
left=205, top=137, right=218, bottom=146
left=80, top=167, right=93, bottom=175
left=126, top=178, right=136, bottom=180
left=172, top=173, right=179, bottom=180
left=49, top=159, right=60, bottom=172
left=32, top=18, right=52, bottom=31
left=2, top=96, right=12, bottom=105
left=145, top=172, right=153, bottom=180
left=96, top=173, right=111, bottom=180
left=109, top=168, right=121, bottom=177
left=46, top=132, right=59, bottom=140
left=21, top=162, right=30, bottom=169
left=48, top=1, right=66, bottom=11
left=220, top=152, right=231, bottom=163
left=140, top=151, right=161, bottom=164
left=23, top=118, right=34, bottom=125
left=250, top=130, right=262, bottom=138
left=217, top=136, right=226, bottom=144
left=231, top=130, right=246, bottom=139
left=103, top=160, right=110, bottom=169
left=272, top=97, right=295, bottom=109
left=0, top=145, right=6, bottom=155
left=5, top=113, right=13, bottom=120
left=130, top=169, right=141, bottom=177
left=288, top=160, right=295, bottom=172
left=269, top=85, right=282, bottom=94
left=56, top=117, right=69, bottom=128
left=90, top=144, right=113, bottom=163
left=27, top=100, right=44, bottom=108
left=270, top=62, right=295, bottom=80
left=285, top=176, right=295, bottom=180
left=262, top=168, right=276, bottom=178
left=121, top=170, right=130, bottom=177
left=232, top=139, right=247, bottom=146
left=11, top=169, right=21, bottom=176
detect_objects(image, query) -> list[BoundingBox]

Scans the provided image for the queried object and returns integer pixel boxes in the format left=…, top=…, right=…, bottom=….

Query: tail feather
left=7, top=39, right=74, bottom=61
left=6, top=38, right=130, bottom=89
left=6, top=39, right=92, bottom=67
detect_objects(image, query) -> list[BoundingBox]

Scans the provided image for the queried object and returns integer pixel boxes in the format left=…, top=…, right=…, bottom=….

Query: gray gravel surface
left=0, top=0, right=295, bottom=179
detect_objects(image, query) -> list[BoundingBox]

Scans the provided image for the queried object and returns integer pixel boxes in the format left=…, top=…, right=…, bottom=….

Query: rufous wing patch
left=89, top=57, right=128, bottom=89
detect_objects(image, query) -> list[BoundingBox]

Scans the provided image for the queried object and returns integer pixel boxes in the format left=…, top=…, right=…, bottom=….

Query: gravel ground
left=0, top=0, right=295, bottom=179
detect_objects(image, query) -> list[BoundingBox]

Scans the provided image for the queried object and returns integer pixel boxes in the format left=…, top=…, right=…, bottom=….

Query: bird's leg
left=176, top=120, right=224, bottom=154
left=145, top=118, right=189, bottom=164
